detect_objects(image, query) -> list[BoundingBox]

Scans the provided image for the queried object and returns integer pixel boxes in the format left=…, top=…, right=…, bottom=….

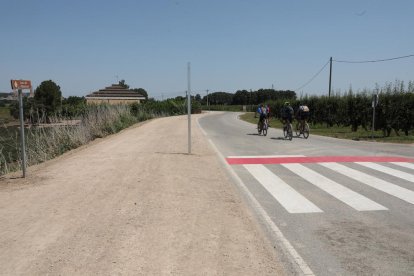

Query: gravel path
left=0, top=113, right=286, bottom=275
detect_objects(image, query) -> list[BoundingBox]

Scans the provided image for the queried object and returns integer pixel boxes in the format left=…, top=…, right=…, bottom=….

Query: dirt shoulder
left=0, top=113, right=286, bottom=275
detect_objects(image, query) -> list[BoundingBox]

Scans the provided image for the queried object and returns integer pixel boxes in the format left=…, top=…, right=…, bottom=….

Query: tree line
left=196, top=89, right=296, bottom=105
left=267, top=80, right=414, bottom=136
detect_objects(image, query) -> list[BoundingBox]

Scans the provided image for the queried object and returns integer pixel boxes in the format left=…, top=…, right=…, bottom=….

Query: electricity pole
left=328, top=57, right=332, bottom=97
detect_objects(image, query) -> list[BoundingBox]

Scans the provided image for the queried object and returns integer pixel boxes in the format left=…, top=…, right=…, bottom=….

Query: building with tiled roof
left=85, top=84, right=146, bottom=105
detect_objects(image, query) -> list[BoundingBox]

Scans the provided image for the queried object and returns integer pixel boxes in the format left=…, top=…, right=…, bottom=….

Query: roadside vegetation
left=2, top=78, right=412, bottom=176
left=240, top=112, right=414, bottom=143
left=0, top=80, right=197, bottom=176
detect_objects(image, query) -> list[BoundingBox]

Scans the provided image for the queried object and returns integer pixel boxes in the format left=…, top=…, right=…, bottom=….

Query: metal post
left=371, top=94, right=377, bottom=139
left=206, top=89, right=209, bottom=111
left=187, top=62, right=191, bottom=154
left=18, top=89, right=27, bottom=177
left=250, top=89, right=252, bottom=112
left=372, top=105, right=375, bottom=139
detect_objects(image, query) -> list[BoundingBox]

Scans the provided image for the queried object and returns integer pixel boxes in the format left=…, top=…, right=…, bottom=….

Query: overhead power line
left=294, top=60, right=330, bottom=91
left=334, top=54, right=414, bottom=63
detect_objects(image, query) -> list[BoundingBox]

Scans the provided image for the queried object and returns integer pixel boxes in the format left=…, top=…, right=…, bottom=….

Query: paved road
left=198, top=112, right=414, bottom=276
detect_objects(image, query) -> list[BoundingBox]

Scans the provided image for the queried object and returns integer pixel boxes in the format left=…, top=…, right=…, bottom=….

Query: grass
left=0, top=105, right=140, bottom=176
left=0, top=106, right=14, bottom=123
left=239, top=112, right=414, bottom=143
left=0, top=102, right=189, bottom=176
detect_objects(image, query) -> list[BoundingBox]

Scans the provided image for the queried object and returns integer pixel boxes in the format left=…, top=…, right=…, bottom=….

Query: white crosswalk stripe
left=244, top=164, right=322, bottom=213
left=321, top=162, right=414, bottom=205
left=356, top=162, right=414, bottom=183
left=391, top=162, right=414, bottom=170
left=242, top=160, right=414, bottom=214
left=282, top=163, right=387, bottom=211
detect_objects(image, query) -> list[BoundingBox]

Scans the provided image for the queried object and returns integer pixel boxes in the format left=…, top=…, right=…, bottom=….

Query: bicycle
left=296, top=120, right=310, bottom=139
left=258, top=118, right=268, bottom=136
left=283, top=120, right=293, bottom=141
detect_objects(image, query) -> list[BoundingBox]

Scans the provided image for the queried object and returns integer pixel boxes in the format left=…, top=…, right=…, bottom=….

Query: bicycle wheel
left=258, top=123, right=262, bottom=135
left=283, top=126, right=287, bottom=138
left=303, top=123, right=310, bottom=139
left=288, top=124, right=293, bottom=141
left=263, top=122, right=268, bottom=136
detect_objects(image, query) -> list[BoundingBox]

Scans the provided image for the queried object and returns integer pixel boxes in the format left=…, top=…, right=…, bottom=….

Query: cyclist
left=266, top=104, right=271, bottom=126
left=280, top=102, right=293, bottom=129
left=295, top=104, right=310, bottom=134
left=257, top=104, right=267, bottom=130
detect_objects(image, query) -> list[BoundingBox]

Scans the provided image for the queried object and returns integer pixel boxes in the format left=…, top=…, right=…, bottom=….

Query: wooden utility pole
left=328, top=57, right=332, bottom=97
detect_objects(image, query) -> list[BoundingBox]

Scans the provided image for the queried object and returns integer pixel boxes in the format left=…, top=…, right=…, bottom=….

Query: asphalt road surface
left=198, top=112, right=414, bottom=276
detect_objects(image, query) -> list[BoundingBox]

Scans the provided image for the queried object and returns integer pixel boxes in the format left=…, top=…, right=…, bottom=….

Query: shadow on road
left=270, top=136, right=301, bottom=141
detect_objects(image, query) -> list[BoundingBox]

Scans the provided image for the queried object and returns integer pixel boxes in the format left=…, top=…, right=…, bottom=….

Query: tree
left=34, top=80, right=62, bottom=120
left=9, top=96, right=35, bottom=120
left=119, top=80, right=129, bottom=89
left=232, top=90, right=249, bottom=105
left=205, top=92, right=233, bottom=105
left=132, top=88, right=148, bottom=100
left=62, top=96, right=87, bottom=118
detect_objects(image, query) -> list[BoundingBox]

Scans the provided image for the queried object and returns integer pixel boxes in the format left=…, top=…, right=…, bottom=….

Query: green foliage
left=268, top=81, right=414, bottom=136
left=8, top=96, right=36, bottom=121
left=0, top=106, right=13, bottom=123
left=205, top=92, right=234, bottom=105
left=62, top=96, right=87, bottom=118
left=132, top=88, right=148, bottom=99
left=130, top=99, right=187, bottom=119
left=240, top=111, right=414, bottom=143
left=203, top=105, right=245, bottom=112
left=118, top=79, right=129, bottom=89
left=34, top=80, right=62, bottom=118
left=232, top=90, right=250, bottom=105
left=203, top=89, right=296, bottom=106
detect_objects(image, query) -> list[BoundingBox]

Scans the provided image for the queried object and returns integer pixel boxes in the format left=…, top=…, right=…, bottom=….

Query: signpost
left=187, top=63, right=191, bottom=154
left=11, top=79, right=32, bottom=178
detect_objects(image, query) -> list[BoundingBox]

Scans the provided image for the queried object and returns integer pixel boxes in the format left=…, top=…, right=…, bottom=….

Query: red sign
left=11, top=79, right=32, bottom=90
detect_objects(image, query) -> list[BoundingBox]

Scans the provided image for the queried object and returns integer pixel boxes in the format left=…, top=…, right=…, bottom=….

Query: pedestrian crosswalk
left=282, top=163, right=388, bottom=211
left=245, top=164, right=322, bottom=213
left=227, top=155, right=414, bottom=214
left=320, top=162, right=414, bottom=205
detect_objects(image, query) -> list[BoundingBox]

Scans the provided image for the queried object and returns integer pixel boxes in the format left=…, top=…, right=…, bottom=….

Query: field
left=0, top=106, right=14, bottom=123
left=240, top=112, right=414, bottom=143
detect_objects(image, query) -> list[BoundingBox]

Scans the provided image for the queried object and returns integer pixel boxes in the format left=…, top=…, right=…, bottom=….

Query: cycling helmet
left=284, top=101, right=290, bottom=106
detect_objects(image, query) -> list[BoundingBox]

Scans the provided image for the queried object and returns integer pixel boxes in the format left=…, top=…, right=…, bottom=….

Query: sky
left=1, top=0, right=413, bottom=99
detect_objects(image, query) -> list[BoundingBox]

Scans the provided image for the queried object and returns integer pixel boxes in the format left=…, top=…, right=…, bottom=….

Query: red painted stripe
left=226, top=156, right=414, bottom=165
